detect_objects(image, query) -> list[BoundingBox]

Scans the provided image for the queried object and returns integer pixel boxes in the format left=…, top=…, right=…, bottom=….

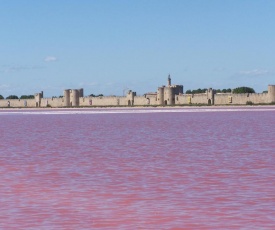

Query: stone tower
left=63, top=88, right=82, bottom=107
left=164, top=86, right=173, bottom=105
left=268, top=85, right=275, bottom=103
left=207, top=88, right=214, bottom=105
left=63, top=89, right=70, bottom=107
left=157, top=86, right=164, bottom=105
left=70, top=89, right=80, bottom=106
left=34, top=91, right=43, bottom=107
left=126, top=90, right=136, bottom=106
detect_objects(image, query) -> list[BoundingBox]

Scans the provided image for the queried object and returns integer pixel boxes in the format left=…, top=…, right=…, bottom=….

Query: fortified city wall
left=176, top=88, right=214, bottom=105
left=1, top=77, right=275, bottom=108
left=0, top=98, right=37, bottom=108
left=214, top=92, right=269, bottom=105
left=80, top=96, right=127, bottom=107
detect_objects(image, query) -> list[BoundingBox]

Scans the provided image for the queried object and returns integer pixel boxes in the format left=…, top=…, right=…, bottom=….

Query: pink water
left=0, top=107, right=275, bottom=229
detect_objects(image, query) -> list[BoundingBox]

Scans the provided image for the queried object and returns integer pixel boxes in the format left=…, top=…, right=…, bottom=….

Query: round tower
left=157, top=87, right=164, bottom=105
left=164, top=87, right=173, bottom=105
left=268, top=85, right=275, bottom=103
left=71, top=89, right=79, bottom=107
left=63, top=89, right=70, bottom=107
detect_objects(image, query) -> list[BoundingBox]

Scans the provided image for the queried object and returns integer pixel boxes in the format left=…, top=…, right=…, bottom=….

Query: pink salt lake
left=0, top=107, right=275, bottom=229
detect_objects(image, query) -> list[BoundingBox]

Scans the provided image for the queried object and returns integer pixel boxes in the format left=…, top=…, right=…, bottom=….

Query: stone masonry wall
left=176, top=94, right=209, bottom=105
left=134, top=95, right=158, bottom=106
left=215, top=93, right=269, bottom=105
left=79, top=96, right=127, bottom=106
left=0, top=99, right=36, bottom=108
left=41, top=98, right=64, bottom=107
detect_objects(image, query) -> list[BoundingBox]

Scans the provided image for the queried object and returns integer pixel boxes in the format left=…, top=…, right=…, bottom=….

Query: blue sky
left=1, top=0, right=275, bottom=97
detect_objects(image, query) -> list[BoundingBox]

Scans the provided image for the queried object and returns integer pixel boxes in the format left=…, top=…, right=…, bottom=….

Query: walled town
left=1, top=75, right=275, bottom=108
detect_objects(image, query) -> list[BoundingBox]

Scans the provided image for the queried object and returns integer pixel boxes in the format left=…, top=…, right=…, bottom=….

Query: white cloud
left=213, top=67, right=226, bottom=72
left=0, top=65, right=44, bottom=73
left=79, top=82, right=98, bottom=87
left=88, top=82, right=98, bottom=86
left=238, top=69, right=271, bottom=76
left=0, top=84, right=9, bottom=89
left=44, top=56, right=57, bottom=62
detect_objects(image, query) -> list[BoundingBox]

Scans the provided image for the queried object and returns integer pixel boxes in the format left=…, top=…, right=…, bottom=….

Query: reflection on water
left=0, top=108, right=275, bottom=229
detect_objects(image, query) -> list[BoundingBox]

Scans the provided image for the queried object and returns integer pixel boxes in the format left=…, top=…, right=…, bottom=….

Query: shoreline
left=1, top=104, right=275, bottom=111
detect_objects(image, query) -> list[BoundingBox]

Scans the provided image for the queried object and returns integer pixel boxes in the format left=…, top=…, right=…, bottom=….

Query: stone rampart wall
left=215, top=93, right=269, bottom=105
left=134, top=96, right=148, bottom=106
left=176, top=94, right=209, bottom=105
left=147, top=95, right=158, bottom=105
left=79, top=96, right=128, bottom=106
left=134, top=95, right=158, bottom=106
left=41, top=98, right=64, bottom=107
left=213, top=93, right=231, bottom=105
left=0, top=99, right=36, bottom=107
left=176, top=92, right=270, bottom=105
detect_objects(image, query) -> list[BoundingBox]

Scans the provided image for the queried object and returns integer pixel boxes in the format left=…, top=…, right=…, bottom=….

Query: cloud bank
left=238, top=69, right=271, bottom=76
left=0, top=84, right=9, bottom=89
left=44, top=56, right=57, bottom=62
left=0, top=65, right=44, bottom=73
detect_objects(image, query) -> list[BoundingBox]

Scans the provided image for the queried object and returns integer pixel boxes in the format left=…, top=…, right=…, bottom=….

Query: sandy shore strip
left=1, top=105, right=275, bottom=115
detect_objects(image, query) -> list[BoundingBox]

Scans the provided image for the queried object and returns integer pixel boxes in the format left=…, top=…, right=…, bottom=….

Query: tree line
left=0, top=95, right=35, bottom=100
left=0, top=94, right=105, bottom=99
left=185, top=87, right=256, bottom=94
left=89, top=94, right=104, bottom=97
left=185, top=88, right=232, bottom=94
left=0, top=87, right=261, bottom=100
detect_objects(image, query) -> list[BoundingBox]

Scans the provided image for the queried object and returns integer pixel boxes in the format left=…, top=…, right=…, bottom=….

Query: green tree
left=6, top=95, right=19, bottom=99
left=232, top=87, right=255, bottom=94
left=0, top=95, right=4, bottom=99
left=89, top=94, right=104, bottom=97
left=20, top=95, right=34, bottom=99
left=214, top=88, right=231, bottom=93
left=186, top=88, right=208, bottom=94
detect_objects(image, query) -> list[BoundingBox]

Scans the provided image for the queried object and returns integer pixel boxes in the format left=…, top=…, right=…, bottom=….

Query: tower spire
left=167, top=74, right=171, bottom=86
